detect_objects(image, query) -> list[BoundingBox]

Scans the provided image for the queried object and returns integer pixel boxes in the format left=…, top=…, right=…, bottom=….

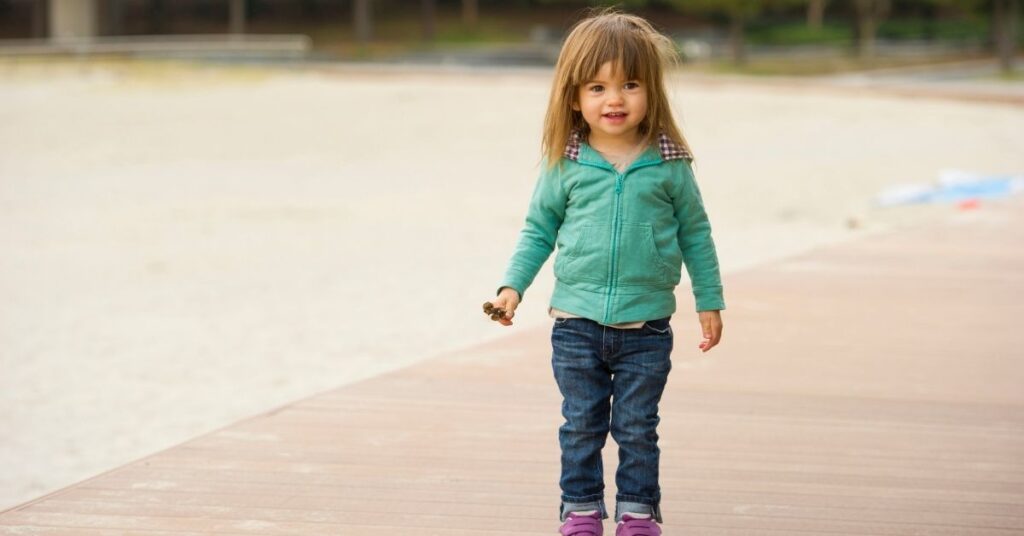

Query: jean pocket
left=642, top=317, right=672, bottom=336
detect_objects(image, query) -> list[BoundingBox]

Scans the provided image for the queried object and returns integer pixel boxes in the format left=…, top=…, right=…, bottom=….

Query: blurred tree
left=993, top=0, right=1018, bottom=73
left=807, top=0, right=827, bottom=29
left=298, top=0, right=321, bottom=18
left=666, top=0, right=803, bottom=65
left=32, top=0, right=47, bottom=37
left=229, top=0, right=245, bottom=35
left=422, top=0, right=435, bottom=40
left=854, top=0, right=985, bottom=59
left=97, top=0, right=123, bottom=35
left=354, top=0, right=371, bottom=43
left=463, top=0, right=478, bottom=29
left=147, top=0, right=165, bottom=34
left=852, top=0, right=890, bottom=58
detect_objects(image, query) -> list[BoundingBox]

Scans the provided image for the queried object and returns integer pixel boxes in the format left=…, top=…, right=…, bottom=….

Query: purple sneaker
left=615, top=514, right=661, bottom=536
left=559, top=511, right=603, bottom=536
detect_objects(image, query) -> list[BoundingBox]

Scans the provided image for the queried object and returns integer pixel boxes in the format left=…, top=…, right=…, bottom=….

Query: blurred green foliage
left=744, top=17, right=993, bottom=46
left=876, top=16, right=990, bottom=41
left=746, top=22, right=852, bottom=45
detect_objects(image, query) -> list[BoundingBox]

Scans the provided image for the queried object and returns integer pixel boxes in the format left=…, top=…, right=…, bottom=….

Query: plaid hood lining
left=563, top=130, right=692, bottom=162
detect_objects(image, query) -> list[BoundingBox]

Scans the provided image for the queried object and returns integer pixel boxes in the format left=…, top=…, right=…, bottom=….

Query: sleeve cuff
left=693, top=286, right=725, bottom=312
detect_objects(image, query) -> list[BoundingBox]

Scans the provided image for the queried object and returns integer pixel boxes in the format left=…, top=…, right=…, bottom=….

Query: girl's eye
left=589, top=85, right=604, bottom=93
left=625, top=81, right=641, bottom=90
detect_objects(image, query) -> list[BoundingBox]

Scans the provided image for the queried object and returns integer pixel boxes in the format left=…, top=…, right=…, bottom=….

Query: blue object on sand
left=931, top=175, right=1018, bottom=202
left=876, top=171, right=1024, bottom=207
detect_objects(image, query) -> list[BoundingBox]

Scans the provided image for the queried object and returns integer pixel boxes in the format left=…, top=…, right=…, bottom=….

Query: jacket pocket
left=616, top=222, right=673, bottom=287
left=555, top=223, right=610, bottom=285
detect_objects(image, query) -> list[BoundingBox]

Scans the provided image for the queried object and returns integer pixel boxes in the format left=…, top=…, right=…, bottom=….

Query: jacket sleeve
left=497, top=165, right=568, bottom=300
left=673, top=160, right=725, bottom=312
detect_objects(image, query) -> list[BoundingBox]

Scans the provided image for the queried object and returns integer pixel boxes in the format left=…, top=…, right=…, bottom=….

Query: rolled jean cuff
left=615, top=499, right=662, bottom=523
left=559, top=498, right=608, bottom=522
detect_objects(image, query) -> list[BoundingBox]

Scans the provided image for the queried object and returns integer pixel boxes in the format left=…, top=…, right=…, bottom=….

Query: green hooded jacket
left=499, top=132, right=725, bottom=324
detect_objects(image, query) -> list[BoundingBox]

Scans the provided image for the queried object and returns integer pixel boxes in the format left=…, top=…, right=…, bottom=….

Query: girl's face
left=573, top=61, right=648, bottom=146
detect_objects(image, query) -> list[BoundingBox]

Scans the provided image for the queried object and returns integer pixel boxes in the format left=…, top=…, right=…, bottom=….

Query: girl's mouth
left=603, top=112, right=627, bottom=123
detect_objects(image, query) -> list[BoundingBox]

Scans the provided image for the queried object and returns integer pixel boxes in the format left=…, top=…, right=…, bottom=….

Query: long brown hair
left=541, top=9, right=692, bottom=167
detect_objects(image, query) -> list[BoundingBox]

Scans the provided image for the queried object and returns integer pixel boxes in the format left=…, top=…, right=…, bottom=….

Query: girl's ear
left=571, top=100, right=580, bottom=111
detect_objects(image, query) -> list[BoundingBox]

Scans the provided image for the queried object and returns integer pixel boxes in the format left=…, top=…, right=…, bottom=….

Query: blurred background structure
left=0, top=0, right=1019, bottom=72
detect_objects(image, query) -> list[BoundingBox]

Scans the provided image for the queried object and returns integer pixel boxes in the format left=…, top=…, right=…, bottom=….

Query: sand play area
left=1, top=58, right=1022, bottom=511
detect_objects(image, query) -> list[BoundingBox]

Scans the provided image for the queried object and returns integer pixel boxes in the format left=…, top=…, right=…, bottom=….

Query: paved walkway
left=2, top=198, right=1023, bottom=535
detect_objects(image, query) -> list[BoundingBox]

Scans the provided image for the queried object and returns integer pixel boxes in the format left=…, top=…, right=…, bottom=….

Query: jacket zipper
left=580, top=158, right=661, bottom=324
left=605, top=172, right=625, bottom=324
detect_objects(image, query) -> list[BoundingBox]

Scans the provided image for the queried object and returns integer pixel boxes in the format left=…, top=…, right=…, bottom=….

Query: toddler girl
left=487, top=10, right=724, bottom=536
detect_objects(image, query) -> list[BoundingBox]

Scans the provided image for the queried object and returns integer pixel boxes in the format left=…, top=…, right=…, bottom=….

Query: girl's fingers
left=704, top=329, right=722, bottom=352
left=699, top=326, right=721, bottom=352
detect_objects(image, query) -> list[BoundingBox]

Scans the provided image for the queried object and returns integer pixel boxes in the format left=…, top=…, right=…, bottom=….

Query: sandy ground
left=1, top=58, right=1022, bottom=511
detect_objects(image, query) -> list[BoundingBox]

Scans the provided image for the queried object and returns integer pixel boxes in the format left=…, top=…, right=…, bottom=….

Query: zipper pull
left=614, top=176, right=624, bottom=194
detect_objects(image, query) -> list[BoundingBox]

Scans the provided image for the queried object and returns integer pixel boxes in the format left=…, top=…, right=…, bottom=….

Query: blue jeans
left=551, top=316, right=673, bottom=524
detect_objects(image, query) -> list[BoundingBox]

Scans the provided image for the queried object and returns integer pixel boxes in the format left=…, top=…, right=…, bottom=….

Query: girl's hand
left=486, top=287, right=521, bottom=327
left=697, top=310, right=723, bottom=352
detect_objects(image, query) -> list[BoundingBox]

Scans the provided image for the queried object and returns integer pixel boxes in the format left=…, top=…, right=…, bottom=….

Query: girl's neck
left=587, top=131, right=644, bottom=155
left=587, top=132, right=647, bottom=171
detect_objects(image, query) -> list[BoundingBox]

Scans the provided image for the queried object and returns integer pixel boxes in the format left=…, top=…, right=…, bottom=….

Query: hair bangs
left=569, top=21, right=653, bottom=86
